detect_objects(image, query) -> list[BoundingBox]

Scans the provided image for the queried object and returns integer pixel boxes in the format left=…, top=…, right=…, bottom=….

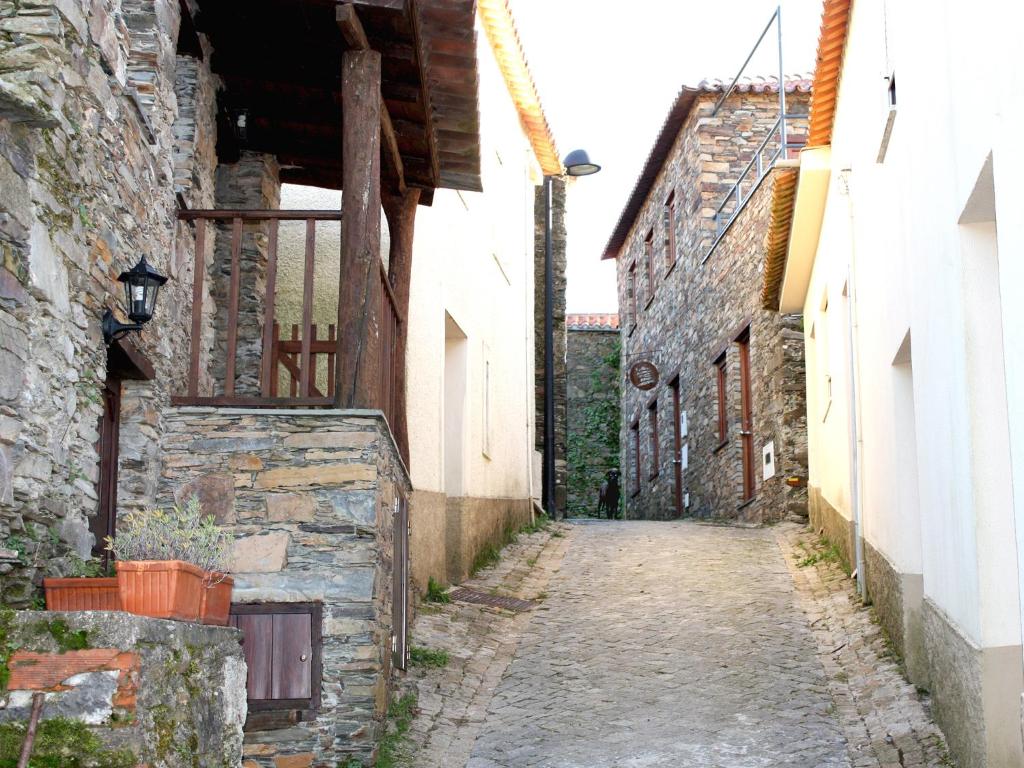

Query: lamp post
left=102, top=255, right=168, bottom=345
left=542, top=149, right=601, bottom=520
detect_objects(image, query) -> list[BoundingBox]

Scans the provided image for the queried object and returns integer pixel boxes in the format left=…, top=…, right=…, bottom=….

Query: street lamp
left=543, top=149, right=601, bottom=520
left=102, top=255, right=168, bottom=345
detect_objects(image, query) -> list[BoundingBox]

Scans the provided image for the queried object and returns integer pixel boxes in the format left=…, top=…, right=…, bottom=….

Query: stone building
left=765, top=0, right=1024, bottom=763
left=603, top=78, right=810, bottom=523
left=0, top=0, right=488, bottom=764
left=566, top=313, right=620, bottom=517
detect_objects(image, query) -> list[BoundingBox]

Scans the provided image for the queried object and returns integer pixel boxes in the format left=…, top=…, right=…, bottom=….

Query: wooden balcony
left=172, top=209, right=401, bottom=433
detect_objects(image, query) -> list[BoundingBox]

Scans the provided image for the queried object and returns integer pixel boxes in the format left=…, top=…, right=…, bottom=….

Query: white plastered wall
left=804, top=0, right=1022, bottom=655
left=405, top=20, right=539, bottom=502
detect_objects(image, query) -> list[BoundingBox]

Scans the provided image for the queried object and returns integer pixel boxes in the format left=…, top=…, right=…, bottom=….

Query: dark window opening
left=627, top=262, right=638, bottom=330
left=644, top=230, right=655, bottom=303
left=664, top=191, right=677, bottom=268
left=887, top=72, right=897, bottom=109
left=648, top=399, right=660, bottom=479
left=714, top=353, right=728, bottom=446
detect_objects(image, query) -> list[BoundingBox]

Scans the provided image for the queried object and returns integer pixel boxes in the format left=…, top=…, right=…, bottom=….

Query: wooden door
left=737, top=330, right=755, bottom=502
left=230, top=603, right=322, bottom=713
left=90, top=374, right=122, bottom=564
left=670, top=377, right=683, bottom=518
left=392, top=491, right=409, bottom=671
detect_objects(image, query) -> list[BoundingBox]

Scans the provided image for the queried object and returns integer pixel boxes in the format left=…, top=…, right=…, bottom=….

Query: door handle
left=300, top=653, right=308, bottom=662
left=739, top=430, right=752, bottom=436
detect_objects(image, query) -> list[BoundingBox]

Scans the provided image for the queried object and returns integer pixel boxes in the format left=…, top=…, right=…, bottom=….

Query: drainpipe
left=839, top=168, right=866, bottom=597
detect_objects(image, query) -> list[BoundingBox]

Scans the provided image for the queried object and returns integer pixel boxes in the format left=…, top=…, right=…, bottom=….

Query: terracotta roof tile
left=567, top=313, right=620, bottom=331
left=807, top=0, right=853, bottom=146
left=760, top=165, right=800, bottom=310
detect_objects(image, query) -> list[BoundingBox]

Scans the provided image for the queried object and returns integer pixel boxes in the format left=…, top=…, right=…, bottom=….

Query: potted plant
left=190, top=512, right=234, bottom=627
left=43, top=556, right=120, bottom=612
left=106, top=497, right=232, bottom=623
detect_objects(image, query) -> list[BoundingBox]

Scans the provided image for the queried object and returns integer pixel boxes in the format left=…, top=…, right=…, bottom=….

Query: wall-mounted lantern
left=102, top=256, right=168, bottom=345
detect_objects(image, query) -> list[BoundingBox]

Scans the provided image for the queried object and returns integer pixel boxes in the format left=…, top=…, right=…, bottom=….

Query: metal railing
left=711, top=114, right=806, bottom=242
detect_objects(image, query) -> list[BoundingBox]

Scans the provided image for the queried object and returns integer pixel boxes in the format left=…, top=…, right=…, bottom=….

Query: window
left=627, top=262, right=638, bottom=330
left=664, top=191, right=677, bottom=269
left=644, top=230, right=655, bottom=304
left=230, top=602, right=323, bottom=720
left=736, top=329, right=755, bottom=503
left=630, top=419, right=641, bottom=496
left=648, top=399, right=660, bottom=478
left=714, top=353, right=728, bottom=446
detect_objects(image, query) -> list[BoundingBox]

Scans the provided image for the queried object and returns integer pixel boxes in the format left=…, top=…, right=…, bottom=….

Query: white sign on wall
left=762, top=441, right=776, bottom=480
left=681, top=443, right=689, bottom=471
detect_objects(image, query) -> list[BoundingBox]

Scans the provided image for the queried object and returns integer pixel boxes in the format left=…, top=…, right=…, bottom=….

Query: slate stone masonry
left=159, top=407, right=410, bottom=766
left=2, top=609, right=246, bottom=767
left=616, top=88, right=809, bottom=523
left=566, top=323, right=620, bottom=517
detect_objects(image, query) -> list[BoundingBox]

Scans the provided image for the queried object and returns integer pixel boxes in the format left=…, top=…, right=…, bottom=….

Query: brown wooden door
left=90, top=374, right=122, bottom=564
left=670, top=377, right=683, bottom=518
left=230, top=603, right=322, bottom=712
left=737, top=330, right=755, bottom=502
left=392, top=490, right=409, bottom=671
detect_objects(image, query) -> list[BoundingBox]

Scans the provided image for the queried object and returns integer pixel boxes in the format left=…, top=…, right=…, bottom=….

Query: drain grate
left=449, top=587, right=537, bottom=613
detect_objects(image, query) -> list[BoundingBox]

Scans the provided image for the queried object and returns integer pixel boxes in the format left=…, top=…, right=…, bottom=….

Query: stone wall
left=566, top=327, right=620, bottom=517
left=158, top=407, right=410, bottom=766
left=1, top=609, right=245, bottom=767
left=533, top=178, right=567, bottom=514
left=616, top=90, right=809, bottom=523
left=0, top=0, right=218, bottom=605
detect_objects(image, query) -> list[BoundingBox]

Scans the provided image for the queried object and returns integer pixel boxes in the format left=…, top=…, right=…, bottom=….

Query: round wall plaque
left=628, top=360, right=659, bottom=391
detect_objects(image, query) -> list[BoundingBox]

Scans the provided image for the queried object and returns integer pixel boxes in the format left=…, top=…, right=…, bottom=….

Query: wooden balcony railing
left=173, top=209, right=402, bottom=419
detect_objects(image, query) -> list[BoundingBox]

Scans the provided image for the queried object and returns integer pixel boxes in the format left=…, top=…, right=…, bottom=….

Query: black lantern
left=102, top=256, right=168, bottom=345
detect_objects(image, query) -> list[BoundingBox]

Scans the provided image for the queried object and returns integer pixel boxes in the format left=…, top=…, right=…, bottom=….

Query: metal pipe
left=542, top=175, right=558, bottom=519
left=713, top=6, right=780, bottom=115
left=776, top=4, right=787, bottom=151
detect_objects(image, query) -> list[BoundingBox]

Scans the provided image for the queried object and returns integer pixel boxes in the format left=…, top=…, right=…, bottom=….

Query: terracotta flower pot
left=43, top=577, right=120, bottom=611
left=199, top=574, right=234, bottom=626
left=116, top=560, right=205, bottom=621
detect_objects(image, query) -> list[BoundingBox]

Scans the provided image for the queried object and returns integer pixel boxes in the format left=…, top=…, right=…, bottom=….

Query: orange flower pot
left=116, top=560, right=205, bottom=621
left=43, top=577, right=120, bottom=611
left=199, top=574, right=234, bottom=626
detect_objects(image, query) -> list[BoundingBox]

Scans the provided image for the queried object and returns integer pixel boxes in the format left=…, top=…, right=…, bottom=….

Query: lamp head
left=563, top=149, right=601, bottom=177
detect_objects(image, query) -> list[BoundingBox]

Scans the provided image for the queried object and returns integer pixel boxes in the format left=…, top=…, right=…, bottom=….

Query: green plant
left=566, top=339, right=621, bottom=517
left=796, top=537, right=842, bottom=568
left=424, top=577, right=450, bottom=604
left=376, top=692, right=417, bottom=768
left=42, top=619, right=90, bottom=653
left=106, top=496, right=231, bottom=572
left=0, top=717, right=135, bottom=767
left=470, top=543, right=500, bottom=576
left=409, top=646, right=449, bottom=668
left=65, top=555, right=105, bottom=578
left=3, top=537, right=27, bottom=565
left=519, top=513, right=550, bottom=535
left=337, top=758, right=364, bottom=768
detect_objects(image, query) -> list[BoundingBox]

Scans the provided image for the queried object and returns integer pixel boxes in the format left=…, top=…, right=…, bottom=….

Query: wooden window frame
left=644, top=229, right=655, bottom=306
left=648, top=398, right=660, bottom=479
left=664, top=191, right=677, bottom=270
left=736, top=328, right=755, bottom=503
left=714, top=352, right=728, bottom=449
left=630, top=419, right=641, bottom=497
left=627, top=261, right=638, bottom=332
left=231, top=602, right=323, bottom=716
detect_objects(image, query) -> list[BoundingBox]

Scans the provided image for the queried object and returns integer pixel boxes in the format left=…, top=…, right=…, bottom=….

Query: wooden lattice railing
left=173, top=209, right=401, bottom=422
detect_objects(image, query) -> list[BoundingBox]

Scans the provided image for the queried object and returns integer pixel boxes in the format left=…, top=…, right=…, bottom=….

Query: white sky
left=508, top=0, right=824, bottom=313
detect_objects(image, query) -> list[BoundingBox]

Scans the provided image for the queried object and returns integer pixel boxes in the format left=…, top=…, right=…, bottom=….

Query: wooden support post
left=382, top=187, right=421, bottom=466
left=337, top=48, right=383, bottom=409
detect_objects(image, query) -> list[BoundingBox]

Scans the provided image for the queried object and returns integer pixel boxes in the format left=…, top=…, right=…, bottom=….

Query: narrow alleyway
left=401, top=521, right=949, bottom=768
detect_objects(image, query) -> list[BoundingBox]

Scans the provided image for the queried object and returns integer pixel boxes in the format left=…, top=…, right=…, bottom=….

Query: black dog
left=597, top=469, right=621, bottom=519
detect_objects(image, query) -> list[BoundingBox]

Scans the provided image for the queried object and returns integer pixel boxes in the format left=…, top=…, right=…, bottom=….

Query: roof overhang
left=478, top=0, right=560, bottom=176
left=774, top=146, right=831, bottom=313
left=196, top=0, right=482, bottom=194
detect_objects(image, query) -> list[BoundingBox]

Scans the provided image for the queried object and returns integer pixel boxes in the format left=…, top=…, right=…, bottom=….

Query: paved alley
left=402, top=521, right=948, bottom=768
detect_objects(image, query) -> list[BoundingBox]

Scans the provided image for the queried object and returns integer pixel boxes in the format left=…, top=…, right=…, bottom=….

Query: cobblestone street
left=401, top=521, right=949, bottom=768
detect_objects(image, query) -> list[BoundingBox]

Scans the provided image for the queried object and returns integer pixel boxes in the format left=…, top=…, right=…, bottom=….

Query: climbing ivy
left=567, top=339, right=621, bottom=517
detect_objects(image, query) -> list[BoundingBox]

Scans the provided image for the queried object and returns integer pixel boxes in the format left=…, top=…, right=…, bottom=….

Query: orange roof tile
left=567, top=313, right=620, bottom=331
left=807, top=0, right=853, bottom=147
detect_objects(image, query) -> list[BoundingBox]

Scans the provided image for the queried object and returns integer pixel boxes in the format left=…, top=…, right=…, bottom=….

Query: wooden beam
left=338, top=4, right=406, bottom=194
left=382, top=187, right=421, bottom=466
left=407, top=0, right=440, bottom=188
left=337, top=48, right=383, bottom=409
